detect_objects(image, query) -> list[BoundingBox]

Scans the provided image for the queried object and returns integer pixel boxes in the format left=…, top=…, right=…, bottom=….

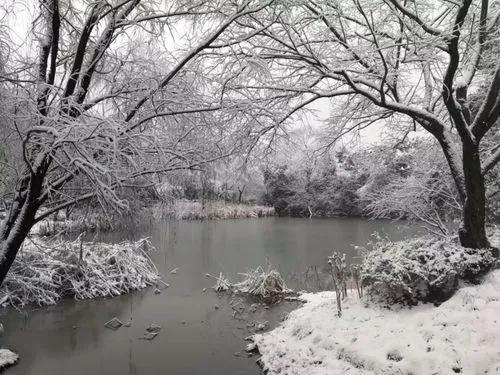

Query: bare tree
left=227, top=0, right=500, bottom=249
left=0, top=0, right=276, bottom=286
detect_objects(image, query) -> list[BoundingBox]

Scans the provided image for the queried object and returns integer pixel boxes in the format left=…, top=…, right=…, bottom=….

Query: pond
left=0, top=217, right=421, bottom=375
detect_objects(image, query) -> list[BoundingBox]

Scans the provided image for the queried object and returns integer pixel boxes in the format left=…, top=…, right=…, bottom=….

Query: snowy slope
left=253, top=270, right=500, bottom=375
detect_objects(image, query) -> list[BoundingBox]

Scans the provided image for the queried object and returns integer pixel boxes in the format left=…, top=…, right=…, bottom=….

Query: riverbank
left=151, top=200, right=275, bottom=220
left=252, top=268, right=500, bottom=374
left=30, top=200, right=275, bottom=236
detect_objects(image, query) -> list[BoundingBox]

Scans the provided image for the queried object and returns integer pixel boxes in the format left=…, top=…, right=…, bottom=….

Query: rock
left=386, top=349, right=403, bottom=362
left=202, top=288, right=207, bottom=292
left=246, top=342, right=258, bottom=353
left=181, top=320, right=187, bottom=325
left=0, top=349, right=18, bottom=370
left=146, top=324, right=161, bottom=333
left=255, top=321, right=269, bottom=332
left=140, top=332, right=159, bottom=340
left=214, top=304, right=220, bottom=310
left=104, top=317, right=123, bottom=330
left=170, top=268, right=178, bottom=274
left=107, top=255, right=116, bottom=265
left=154, top=288, right=161, bottom=294
left=234, top=352, right=241, bottom=357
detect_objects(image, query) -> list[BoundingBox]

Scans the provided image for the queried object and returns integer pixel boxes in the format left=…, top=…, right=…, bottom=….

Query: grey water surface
left=0, top=217, right=421, bottom=375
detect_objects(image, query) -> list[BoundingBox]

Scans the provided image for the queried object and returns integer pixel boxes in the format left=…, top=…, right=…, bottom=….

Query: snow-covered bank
left=31, top=212, right=115, bottom=236
left=253, top=269, right=500, bottom=374
left=152, top=200, right=275, bottom=220
left=31, top=201, right=276, bottom=236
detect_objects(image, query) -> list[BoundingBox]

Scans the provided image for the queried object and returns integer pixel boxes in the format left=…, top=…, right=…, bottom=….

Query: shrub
left=0, top=237, right=159, bottom=307
left=211, top=265, right=293, bottom=301
left=234, top=266, right=292, bottom=299
left=152, top=200, right=275, bottom=220
left=360, top=236, right=495, bottom=304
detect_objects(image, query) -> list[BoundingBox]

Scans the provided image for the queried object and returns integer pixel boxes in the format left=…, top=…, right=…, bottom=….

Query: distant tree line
left=262, top=139, right=500, bottom=234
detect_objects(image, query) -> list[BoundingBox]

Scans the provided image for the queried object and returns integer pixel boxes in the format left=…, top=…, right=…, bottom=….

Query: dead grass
left=152, top=200, right=275, bottom=220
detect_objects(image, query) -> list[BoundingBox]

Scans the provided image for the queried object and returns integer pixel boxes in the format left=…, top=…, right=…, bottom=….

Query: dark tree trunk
left=238, top=186, right=245, bottom=203
left=0, top=167, right=46, bottom=286
left=0, top=206, right=37, bottom=286
left=458, top=143, right=490, bottom=249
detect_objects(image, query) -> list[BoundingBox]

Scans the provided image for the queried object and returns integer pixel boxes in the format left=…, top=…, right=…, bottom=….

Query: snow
left=253, top=269, right=500, bottom=375
left=359, top=236, right=495, bottom=303
left=0, top=349, right=18, bottom=370
left=0, top=238, right=160, bottom=307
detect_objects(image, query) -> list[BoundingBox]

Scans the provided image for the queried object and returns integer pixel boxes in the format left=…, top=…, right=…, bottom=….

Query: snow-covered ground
left=252, top=269, right=500, bottom=374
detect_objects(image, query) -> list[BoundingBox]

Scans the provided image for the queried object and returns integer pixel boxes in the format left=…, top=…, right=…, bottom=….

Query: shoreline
left=30, top=201, right=276, bottom=236
left=252, top=269, right=500, bottom=374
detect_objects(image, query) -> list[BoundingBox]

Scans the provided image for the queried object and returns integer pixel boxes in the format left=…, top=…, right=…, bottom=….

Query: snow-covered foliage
left=211, top=266, right=292, bottom=300
left=0, top=349, right=18, bottom=370
left=327, top=252, right=348, bottom=316
left=31, top=213, right=115, bottom=236
left=356, top=142, right=462, bottom=235
left=152, top=200, right=275, bottom=220
left=252, top=269, right=500, bottom=375
left=0, top=238, right=159, bottom=307
left=233, top=266, right=292, bottom=300
left=360, top=236, right=495, bottom=303
left=212, top=272, right=232, bottom=292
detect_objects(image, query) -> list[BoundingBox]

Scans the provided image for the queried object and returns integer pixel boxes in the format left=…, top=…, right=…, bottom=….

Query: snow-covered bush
left=234, top=266, right=292, bottom=299
left=210, top=266, right=292, bottom=301
left=0, top=238, right=160, bottom=307
left=152, top=200, right=275, bottom=220
left=327, top=252, right=347, bottom=316
left=31, top=211, right=116, bottom=236
left=360, top=236, right=495, bottom=304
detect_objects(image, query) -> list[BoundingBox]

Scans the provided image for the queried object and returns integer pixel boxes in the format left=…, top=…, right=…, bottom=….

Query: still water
left=0, top=217, right=420, bottom=375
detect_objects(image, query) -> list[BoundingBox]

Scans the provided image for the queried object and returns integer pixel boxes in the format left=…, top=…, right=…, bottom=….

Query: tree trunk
left=0, top=205, right=38, bottom=287
left=0, top=212, right=35, bottom=286
left=459, top=143, right=490, bottom=249
left=0, top=165, right=46, bottom=286
left=238, top=186, right=245, bottom=203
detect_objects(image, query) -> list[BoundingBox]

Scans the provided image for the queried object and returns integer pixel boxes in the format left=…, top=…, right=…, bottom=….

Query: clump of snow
left=0, top=238, right=160, bottom=307
left=360, top=236, right=495, bottom=303
left=253, top=269, right=500, bottom=374
left=0, top=349, right=18, bottom=370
